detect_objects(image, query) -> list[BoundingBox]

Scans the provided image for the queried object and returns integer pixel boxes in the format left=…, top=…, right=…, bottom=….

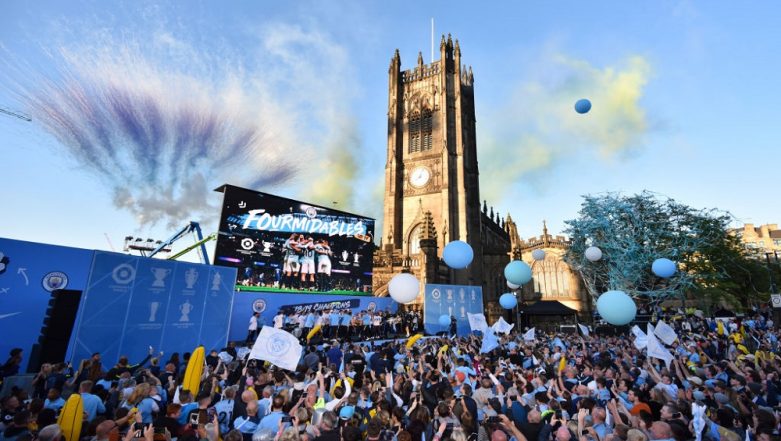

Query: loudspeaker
left=29, top=289, right=83, bottom=371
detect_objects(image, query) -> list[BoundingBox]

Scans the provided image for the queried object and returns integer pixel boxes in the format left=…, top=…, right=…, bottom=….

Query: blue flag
left=480, top=329, right=500, bottom=354
left=552, top=337, right=566, bottom=351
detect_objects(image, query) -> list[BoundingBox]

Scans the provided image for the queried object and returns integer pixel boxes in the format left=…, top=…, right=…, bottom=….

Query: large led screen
left=214, top=185, right=375, bottom=295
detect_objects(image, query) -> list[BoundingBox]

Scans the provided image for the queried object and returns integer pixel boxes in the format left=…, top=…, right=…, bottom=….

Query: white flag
left=491, top=317, right=514, bottom=335
left=654, top=320, right=678, bottom=346
left=578, top=324, right=590, bottom=337
left=632, top=325, right=648, bottom=350
left=467, top=313, right=488, bottom=332
left=523, top=327, right=536, bottom=342
left=646, top=323, right=674, bottom=366
left=249, top=326, right=302, bottom=371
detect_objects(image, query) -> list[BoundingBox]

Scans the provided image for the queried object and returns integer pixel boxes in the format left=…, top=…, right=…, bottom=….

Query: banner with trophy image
left=423, top=284, right=484, bottom=336
left=213, top=184, right=375, bottom=295
left=70, top=251, right=237, bottom=365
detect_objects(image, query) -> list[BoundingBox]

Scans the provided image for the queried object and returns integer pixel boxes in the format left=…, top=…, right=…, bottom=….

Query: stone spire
left=419, top=210, right=437, bottom=241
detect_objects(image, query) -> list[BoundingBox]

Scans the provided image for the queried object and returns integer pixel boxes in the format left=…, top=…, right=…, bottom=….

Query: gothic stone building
left=372, top=35, right=522, bottom=321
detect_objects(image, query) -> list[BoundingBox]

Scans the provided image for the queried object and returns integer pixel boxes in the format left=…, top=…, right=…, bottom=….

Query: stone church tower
left=373, top=35, right=520, bottom=318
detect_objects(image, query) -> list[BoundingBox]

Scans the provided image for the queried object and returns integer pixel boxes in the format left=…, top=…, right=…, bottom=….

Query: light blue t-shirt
left=44, top=397, right=65, bottom=411
left=330, top=314, right=340, bottom=326
left=81, top=393, right=106, bottom=422
left=214, top=399, right=235, bottom=434
left=258, top=411, right=289, bottom=432
left=137, top=398, right=157, bottom=424
left=305, top=314, right=316, bottom=328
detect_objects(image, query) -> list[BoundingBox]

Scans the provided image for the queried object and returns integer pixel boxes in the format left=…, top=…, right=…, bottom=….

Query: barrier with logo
left=423, top=284, right=484, bottom=336
left=229, top=292, right=396, bottom=341
left=0, top=238, right=95, bottom=371
left=70, top=252, right=237, bottom=364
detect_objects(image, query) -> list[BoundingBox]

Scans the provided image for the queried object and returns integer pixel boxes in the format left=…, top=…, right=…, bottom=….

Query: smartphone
left=189, top=412, right=199, bottom=426
left=133, top=423, right=144, bottom=438
left=582, top=430, right=589, bottom=435
left=281, top=416, right=294, bottom=423
left=207, top=407, right=217, bottom=421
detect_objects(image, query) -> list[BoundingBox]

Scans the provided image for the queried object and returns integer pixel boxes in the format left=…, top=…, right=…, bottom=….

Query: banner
left=467, top=313, right=488, bottom=333
left=632, top=325, right=648, bottom=350
left=0, top=238, right=95, bottom=371
left=646, top=323, right=674, bottom=366
left=70, top=252, right=237, bottom=364
left=492, top=317, right=514, bottom=335
left=654, top=320, right=678, bottom=345
left=523, top=328, right=536, bottom=342
left=424, top=284, right=484, bottom=336
left=214, top=185, right=375, bottom=295
left=229, top=292, right=396, bottom=341
left=249, top=326, right=302, bottom=371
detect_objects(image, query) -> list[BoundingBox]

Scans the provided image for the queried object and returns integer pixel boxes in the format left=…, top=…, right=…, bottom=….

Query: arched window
left=408, top=110, right=433, bottom=153
left=409, top=225, right=421, bottom=255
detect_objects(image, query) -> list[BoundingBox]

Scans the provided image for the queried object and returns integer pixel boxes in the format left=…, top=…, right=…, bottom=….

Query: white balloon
left=531, top=249, right=545, bottom=261
left=585, top=246, right=603, bottom=262
left=388, top=273, right=420, bottom=304
left=507, top=281, right=520, bottom=289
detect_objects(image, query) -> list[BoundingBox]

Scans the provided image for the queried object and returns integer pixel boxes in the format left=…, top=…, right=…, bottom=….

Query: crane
left=0, top=107, right=32, bottom=122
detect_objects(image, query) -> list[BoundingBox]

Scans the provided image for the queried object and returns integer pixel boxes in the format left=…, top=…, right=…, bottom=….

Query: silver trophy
left=179, top=300, right=192, bottom=322
left=211, top=272, right=221, bottom=291
left=151, top=268, right=171, bottom=288
left=149, top=302, right=160, bottom=322
left=184, top=268, right=199, bottom=289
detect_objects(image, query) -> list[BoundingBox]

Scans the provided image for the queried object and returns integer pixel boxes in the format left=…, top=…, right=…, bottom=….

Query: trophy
left=149, top=302, right=160, bottom=322
left=179, top=300, right=192, bottom=322
left=184, top=268, right=199, bottom=289
left=151, top=268, right=171, bottom=288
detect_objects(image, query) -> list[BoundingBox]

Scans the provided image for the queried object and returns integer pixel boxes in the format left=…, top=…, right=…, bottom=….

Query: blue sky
left=1, top=1, right=780, bottom=257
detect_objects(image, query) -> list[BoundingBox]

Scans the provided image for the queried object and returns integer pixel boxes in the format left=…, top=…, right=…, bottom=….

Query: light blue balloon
left=652, top=258, right=677, bottom=278
left=438, top=314, right=451, bottom=327
left=504, top=260, right=532, bottom=285
left=443, top=240, right=474, bottom=269
left=575, top=98, right=592, bottom=114
left=499, top=293, right=518, bottom=309
left=596, top=290, right=636, bottom=325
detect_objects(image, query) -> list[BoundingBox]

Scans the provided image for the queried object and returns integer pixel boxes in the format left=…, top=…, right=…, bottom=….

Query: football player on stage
left=298, top=235, right=316, bottom=290
left=281, top=234, right=301, bottom=289
left=314, top=239, right=332, bottom=291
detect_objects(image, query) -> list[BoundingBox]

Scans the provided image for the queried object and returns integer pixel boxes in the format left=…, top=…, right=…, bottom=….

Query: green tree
left=563, top=191, right=772, bottom=310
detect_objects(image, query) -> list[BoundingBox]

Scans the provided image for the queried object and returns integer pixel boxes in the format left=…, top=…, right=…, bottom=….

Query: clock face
left=409, top=166, right=431, bottom=188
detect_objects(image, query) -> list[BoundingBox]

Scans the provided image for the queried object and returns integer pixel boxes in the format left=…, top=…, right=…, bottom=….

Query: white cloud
left=480, top=53, right=652, bottom=205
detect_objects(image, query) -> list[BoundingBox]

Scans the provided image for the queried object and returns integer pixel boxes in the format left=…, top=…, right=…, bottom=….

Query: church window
left=409, top=225, right=421, bottom=255
left=408, top=110, right=433, bottom=153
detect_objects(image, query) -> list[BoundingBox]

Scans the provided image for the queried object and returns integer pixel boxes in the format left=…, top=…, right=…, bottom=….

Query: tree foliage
left=563, top=191, right=773, bottom=309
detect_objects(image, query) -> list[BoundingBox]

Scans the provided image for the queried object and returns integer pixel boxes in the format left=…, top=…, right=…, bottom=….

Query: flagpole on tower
left=431, top=18, right=434, bottom=63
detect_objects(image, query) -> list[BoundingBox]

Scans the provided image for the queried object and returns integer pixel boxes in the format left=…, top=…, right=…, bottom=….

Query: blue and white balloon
left=388, top=273, right=420, bottom=304
left=531, top=249, right=546, bottom=261
left=652, top=258, right=677, bottom=278
left=443, top=240, right=474, bottom=269
left=585, top=246, right=602, bottom=262
left=575, top=98, right=592, bottom=114
left=596, top=290, right=636, bottom=325
left=438, top=314, right=451, bottom=327
left=504, top=260, right=532, bottom=285
left=499, top=293, right=518, bottom=309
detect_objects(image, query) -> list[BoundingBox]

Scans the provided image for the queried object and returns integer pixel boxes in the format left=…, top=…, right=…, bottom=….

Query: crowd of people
left=2, top=308, right=781, bottom=441
left=248, top=309, right=424, bottom=343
